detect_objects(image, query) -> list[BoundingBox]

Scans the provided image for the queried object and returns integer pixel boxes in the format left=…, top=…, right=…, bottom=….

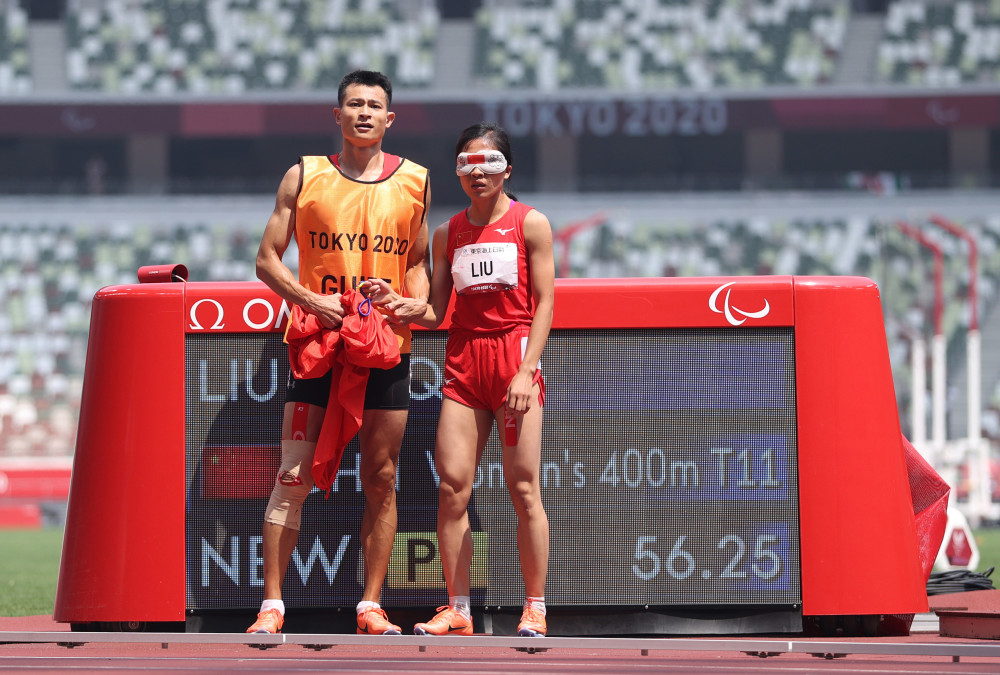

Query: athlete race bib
left=452, top=242, right=519, bottom=294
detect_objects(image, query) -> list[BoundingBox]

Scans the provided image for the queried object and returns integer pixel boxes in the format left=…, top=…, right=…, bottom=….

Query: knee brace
left=264, top=440, right=316, bottom=530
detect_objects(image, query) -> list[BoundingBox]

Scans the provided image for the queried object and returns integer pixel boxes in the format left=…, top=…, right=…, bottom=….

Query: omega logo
left=189, top=299, right=225, bottom=330
left=709, top=282, right=770, bottom=326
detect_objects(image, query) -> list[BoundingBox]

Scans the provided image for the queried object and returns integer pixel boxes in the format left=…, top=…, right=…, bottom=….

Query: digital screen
left=185, top=328, right=800, bottom=610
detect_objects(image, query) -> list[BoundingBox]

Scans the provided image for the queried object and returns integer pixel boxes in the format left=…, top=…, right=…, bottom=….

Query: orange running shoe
left=517, top=606, right=546, bottom=637
left=357, top=606, right=402, bottom=635
left=413, top=606, right=473, bottom=636
left=246, top=608, right=284, bottom=634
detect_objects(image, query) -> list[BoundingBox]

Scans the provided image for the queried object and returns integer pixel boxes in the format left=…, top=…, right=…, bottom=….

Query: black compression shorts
left=285, top=354, right=411, bottom=410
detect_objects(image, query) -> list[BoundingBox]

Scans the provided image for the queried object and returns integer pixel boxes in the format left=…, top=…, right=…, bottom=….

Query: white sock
left=525, top=596, right=546, bottom=616
left=260, top=599, right=285, bottom=615
left=450, top=595, right=471, bottom=620
left=356, top=600, right=380, bottom=615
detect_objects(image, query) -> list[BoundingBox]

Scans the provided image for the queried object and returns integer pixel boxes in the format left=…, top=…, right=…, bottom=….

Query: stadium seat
left=472, top=0, right=849, bottom=90
left=64, top=0, right=439, bottom=93
left=553, top=209, right=999, bottom=434
left=877, top=0, right=1000, bottom=86
left=0, top=0, right=31, bottom=94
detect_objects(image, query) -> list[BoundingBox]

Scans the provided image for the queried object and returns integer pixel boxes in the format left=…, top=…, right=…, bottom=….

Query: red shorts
left=442, top=326, right=545, bottom=412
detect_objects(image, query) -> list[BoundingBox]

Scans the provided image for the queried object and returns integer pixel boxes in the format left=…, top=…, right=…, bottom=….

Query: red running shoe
left=413, top=606, right=473, bottom=636
left=517, top=606, right=546, bottom=637
left=357, top=606, right=402, bottom=635
left=246, top=608, right=283, bottom=634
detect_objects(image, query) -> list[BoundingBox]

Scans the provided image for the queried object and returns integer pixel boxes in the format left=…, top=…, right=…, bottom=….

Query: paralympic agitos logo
left=709, top=282, right=770, bottom=326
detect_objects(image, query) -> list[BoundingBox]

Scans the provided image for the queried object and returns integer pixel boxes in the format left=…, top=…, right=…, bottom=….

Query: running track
left=2, top=615, right=999, bottom=675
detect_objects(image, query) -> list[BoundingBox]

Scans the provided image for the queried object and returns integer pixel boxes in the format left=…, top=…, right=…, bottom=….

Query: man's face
left=334, top=84, right=394, bottom=146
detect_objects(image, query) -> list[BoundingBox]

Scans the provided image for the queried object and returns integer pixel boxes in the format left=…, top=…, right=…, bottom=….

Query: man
left=248, top=70, right=431, bottom=635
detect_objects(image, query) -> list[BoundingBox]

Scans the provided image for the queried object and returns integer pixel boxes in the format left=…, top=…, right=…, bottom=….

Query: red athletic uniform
left=442, top=201, right=544, bottom=412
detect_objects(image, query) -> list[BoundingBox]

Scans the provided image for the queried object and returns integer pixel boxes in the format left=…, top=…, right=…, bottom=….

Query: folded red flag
left=285, top=288, right=401, bottom=493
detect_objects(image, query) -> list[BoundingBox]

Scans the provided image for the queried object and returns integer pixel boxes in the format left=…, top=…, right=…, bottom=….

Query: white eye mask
left=456, top=150, right=508, bottom=175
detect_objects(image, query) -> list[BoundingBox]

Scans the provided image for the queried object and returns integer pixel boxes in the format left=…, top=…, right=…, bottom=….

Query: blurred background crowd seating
left=0, top=0, right=997, bottom=96
left=3, top=192, right=999, bottom=460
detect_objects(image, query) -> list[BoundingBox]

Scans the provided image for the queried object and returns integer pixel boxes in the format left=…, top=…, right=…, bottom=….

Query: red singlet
left=445, top=200, right=535, bottom=334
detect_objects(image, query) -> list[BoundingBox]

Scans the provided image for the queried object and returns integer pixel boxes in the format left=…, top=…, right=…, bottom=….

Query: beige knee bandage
left=264, top=440, right=316, bottom=530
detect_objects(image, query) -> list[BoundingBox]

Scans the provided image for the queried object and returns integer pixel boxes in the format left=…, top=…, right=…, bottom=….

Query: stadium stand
left=877, top=0, right=1000, bottom=86
left=0, top=198, right=268, bottom=456
left=555, top=207, right=991, bottom=347
left=10, top=0, right=1000, bottom=96
left=0, top=0, right=30, bottom=94
left=3, top=194, right=999, bottom=457
left=64, top=0, right=439, bottom=93
left=471, top=0, right=850, bottom=90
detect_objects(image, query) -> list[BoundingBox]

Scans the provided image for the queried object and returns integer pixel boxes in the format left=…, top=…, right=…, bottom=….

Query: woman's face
left=458, top=137, right=512, bottom=201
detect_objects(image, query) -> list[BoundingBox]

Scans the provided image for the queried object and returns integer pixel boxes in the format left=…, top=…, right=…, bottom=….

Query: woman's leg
left=435, top=397, right=493, bottom=597
left=496, top=388, right=549, bottom=598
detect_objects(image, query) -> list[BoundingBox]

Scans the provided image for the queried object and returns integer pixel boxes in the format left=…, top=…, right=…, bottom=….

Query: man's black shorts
left=285, top=354, right=410, bottom=410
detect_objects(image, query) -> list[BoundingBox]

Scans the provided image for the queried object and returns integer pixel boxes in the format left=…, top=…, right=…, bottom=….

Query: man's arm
left=256, top=163, right=346, bottom=328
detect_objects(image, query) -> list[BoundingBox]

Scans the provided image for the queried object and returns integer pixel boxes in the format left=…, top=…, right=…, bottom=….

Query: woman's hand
left=359, top=278, right=397, bottom=304
left=505, top=368, right=536, bottom=415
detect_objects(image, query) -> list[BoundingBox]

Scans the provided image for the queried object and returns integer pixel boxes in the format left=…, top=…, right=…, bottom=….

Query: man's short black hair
left=338, top=70, right=393, bottom=107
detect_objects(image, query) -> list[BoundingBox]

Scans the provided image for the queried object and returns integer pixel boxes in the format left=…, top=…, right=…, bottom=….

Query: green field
left=1, top=527, right=998, bottom=617
left=0, top=528, right=64, bottom=616
left=974, top=526, right=1000, bottom=576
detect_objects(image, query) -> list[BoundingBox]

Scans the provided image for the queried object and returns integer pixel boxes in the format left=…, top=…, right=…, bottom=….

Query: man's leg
left=248, top=401, right=323, bottom=633
left=260, top=521, right=300, bottom=601
left=352, top=407, right=408, bottom=635
left=357, top=408, right=408, bottom=602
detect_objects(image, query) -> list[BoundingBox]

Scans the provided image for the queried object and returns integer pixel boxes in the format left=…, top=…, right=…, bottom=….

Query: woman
left=363, top=122, right=554, bottom=636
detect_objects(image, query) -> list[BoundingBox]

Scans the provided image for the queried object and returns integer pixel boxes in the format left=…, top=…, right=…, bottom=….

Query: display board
left=185, top=328, right=800, bottom=611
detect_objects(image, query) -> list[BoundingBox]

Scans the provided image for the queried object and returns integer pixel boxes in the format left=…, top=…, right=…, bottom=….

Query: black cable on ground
left=927, top=566, right=995, bottom=596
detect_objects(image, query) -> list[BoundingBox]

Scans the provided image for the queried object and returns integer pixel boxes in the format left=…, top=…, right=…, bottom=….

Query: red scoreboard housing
left=55, top=275, right=931, bottom=635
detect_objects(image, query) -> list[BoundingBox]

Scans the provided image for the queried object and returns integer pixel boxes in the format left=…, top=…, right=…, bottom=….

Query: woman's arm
left=376, top=183, right=432, bottom=325
left=505, top=208, right=555, bottom=414
left=419, top=223, right=455, bottom=328
left=362, top=220, right=453, bottom=329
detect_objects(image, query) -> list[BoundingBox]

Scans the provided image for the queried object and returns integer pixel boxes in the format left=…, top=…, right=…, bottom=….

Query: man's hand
left=311, top=293, right=346, bottom=329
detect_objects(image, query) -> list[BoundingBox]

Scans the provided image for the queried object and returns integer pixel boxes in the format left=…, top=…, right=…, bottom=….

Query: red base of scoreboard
left=54, top=275, right=931, bottom=632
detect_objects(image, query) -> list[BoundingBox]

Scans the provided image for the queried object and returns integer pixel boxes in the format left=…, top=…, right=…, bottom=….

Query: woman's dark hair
left=338, top=70, right=393, bottom=106
left=455, top=122, right=517, bottom=200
